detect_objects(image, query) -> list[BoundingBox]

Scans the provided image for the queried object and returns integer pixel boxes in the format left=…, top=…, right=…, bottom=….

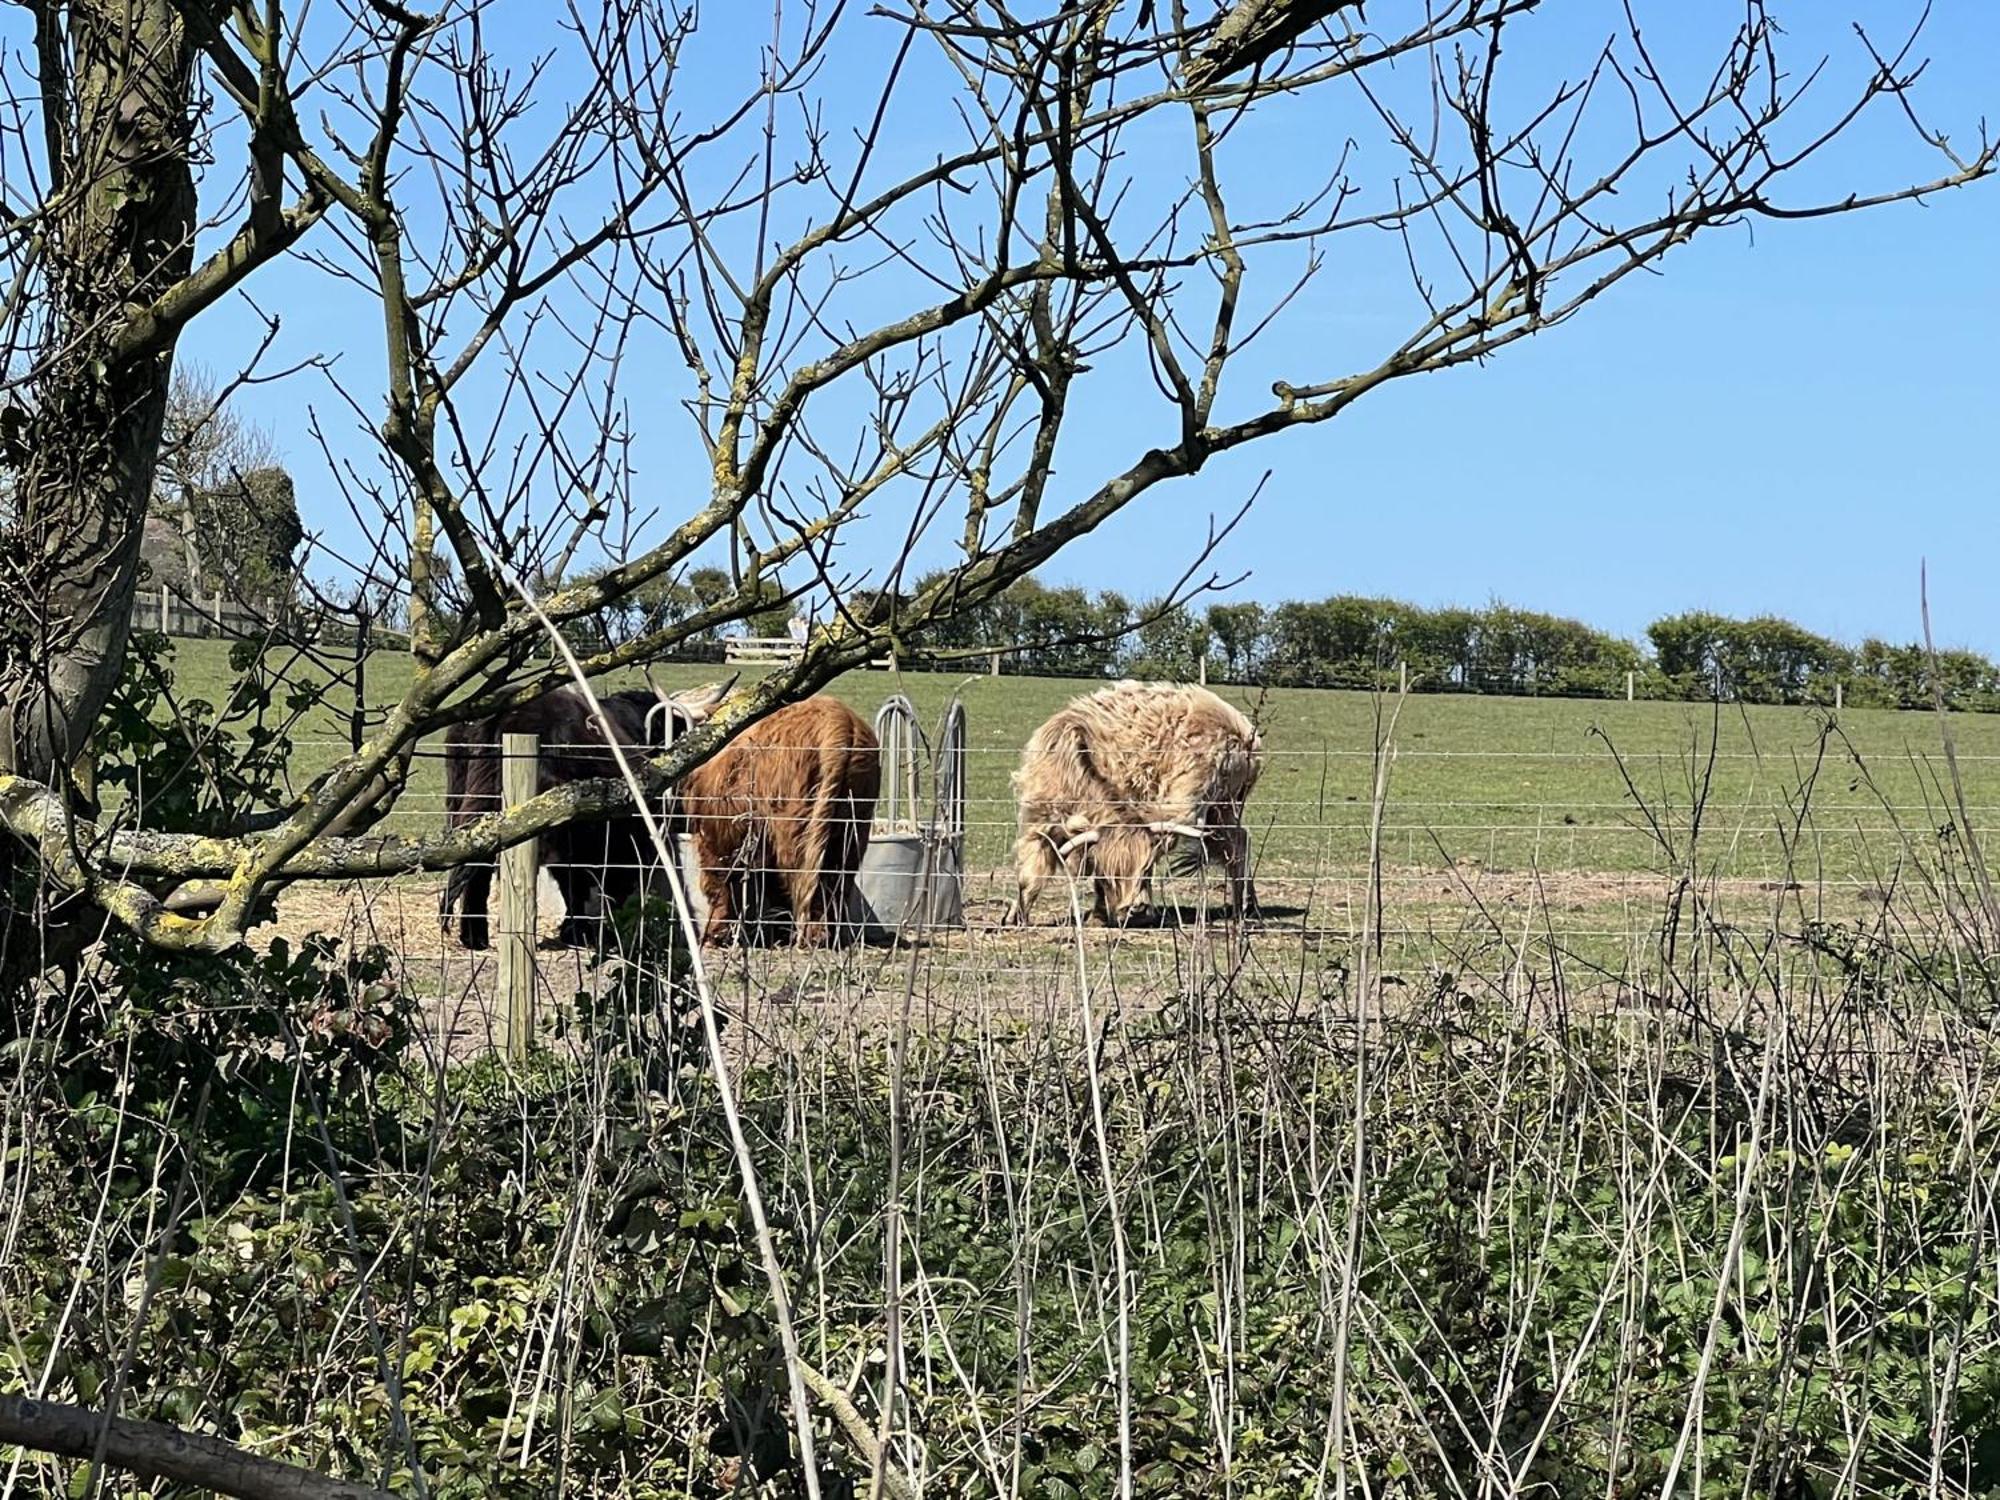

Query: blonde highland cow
left=1007, top=681, right=1263, bottom=926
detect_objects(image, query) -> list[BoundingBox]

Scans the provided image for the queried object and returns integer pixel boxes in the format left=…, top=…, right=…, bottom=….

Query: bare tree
left=0, top=6, right=1992, bottom=1494
left=148, top=364, right=293, bottom=598
left=0, top=0, right=1990, bottom=962
left=158, top=363, right=284, bottom=510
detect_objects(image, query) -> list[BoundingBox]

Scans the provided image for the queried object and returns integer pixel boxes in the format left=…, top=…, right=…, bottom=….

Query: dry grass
left=263, top=856, right=1923, bottom=1062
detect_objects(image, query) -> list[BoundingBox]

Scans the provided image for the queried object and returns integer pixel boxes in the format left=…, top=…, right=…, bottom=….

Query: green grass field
left=162, top=634, right=2000, bottom=886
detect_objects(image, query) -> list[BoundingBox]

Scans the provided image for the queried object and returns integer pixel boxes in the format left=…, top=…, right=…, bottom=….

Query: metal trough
left=855, top=695, right=967, bottom=935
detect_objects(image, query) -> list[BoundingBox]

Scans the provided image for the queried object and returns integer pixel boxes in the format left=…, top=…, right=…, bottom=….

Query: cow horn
left=656, top=672, right=738, bottom=724
left=1151, top=821, right=1207, bottom=842
left=1056, top=828, right=1100, bottom=858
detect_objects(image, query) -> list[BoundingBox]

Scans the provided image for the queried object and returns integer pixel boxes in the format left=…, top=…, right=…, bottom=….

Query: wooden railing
left=722, top=635, right=804, bottom=665
left=136, top=586, right=286, bottom=641
left=134, top=587, right=407, bottom=649
left=723, top=635, right=899, bottom=670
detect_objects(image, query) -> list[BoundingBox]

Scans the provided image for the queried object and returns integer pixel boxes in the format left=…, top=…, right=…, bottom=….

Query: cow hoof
left=555, top=917, right=597, bottom=949
left=457, top=920, right=491, bottom=951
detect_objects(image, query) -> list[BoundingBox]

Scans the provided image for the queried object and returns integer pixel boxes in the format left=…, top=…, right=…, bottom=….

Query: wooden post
left=350, top=608, right=371, bottom=754
left=498, top=732, right=539, bottom=1061
left=990, top=652, right=1000, bottom=677
left=1834, top=681, right=1843, bottom=713
left=157, top=588, right=168, bottom=634
left=1398, top=661, right=1408, bottom=695
left=1626, top=669, right=1635, bottom=702
left=1198, top=655, right=1208, bottom=686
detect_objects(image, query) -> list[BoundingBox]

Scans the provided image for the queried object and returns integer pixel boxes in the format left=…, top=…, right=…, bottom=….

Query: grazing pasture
left=157, top=636, right=2000, bottom=1002
left=10, top=0, right=1995, bottom=1489
left=173, top=636, right=2000, bottom=883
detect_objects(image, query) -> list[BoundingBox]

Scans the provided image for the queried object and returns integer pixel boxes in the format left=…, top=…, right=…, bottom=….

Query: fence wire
left=219, top=730, right=1991, bottom=1055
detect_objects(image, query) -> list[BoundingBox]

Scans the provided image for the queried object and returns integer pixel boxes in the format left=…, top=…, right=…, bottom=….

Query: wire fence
left=221, top=716, right=1999, bottom=1057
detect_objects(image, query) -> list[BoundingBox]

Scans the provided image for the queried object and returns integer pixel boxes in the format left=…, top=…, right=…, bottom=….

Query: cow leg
left=595, top=867, right=644, bottom=941
left=785, top=866, right=825, bottom=946
left=816, top=790, right=865, bottom=945
left=776, top=829, right=820, bottom=946
left=698, top=850, right=736, bottom=947
left=828, top=793, right=872, bottom=945
left=586, top=819, right=653, bottom=947
left=552, top=865, right=600, bottom=948
left=534, top=828, right=593, bottom=948
left=1008, top=830, right=1061, bottom=925
left=819, top=870, right=849, bottom=946
left=782, top=792, right=838, bottom=946
left=453, top=863, right=494, bottom=950
left=439, top=865, right=465, bottom=934
left=1219, top=824, right=1259, bottom=917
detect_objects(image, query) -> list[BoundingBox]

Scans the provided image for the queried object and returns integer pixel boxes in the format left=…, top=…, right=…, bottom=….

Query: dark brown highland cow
left=438, top=678, right=732, bottom=948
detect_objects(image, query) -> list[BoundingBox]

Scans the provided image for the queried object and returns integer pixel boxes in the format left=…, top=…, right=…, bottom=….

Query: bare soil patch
left=256, top=860, right=1892, bottom=1059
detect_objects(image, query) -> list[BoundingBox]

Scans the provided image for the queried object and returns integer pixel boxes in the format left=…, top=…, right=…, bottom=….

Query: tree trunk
left=0, top=1, right=194, bottom=789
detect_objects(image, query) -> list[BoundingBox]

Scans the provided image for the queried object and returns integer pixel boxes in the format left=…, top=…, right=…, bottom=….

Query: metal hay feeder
left=855, top=694, right=967, bottom=935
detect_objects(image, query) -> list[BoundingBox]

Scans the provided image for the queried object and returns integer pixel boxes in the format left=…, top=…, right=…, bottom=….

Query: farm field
left=169, top=634, right=2000, bottom=880
left=156, top=635, right=2000, bottom=1024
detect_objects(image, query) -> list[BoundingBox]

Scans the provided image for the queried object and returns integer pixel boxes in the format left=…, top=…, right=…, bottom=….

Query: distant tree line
left=907, top=579, right=1649, bottom=694
left=1647, top=611, right=2000, bottom=711
left=558, top=565, right=2000, bottom=712
left=899, top=577, right=2000, bottom=712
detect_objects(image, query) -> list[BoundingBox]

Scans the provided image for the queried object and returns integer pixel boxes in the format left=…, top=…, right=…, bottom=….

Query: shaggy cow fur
left=439, top=678, right=732, bottom=949
left=1007, top=681, right=1263, bottom=925
left=680, top=697, right=880, bottom=947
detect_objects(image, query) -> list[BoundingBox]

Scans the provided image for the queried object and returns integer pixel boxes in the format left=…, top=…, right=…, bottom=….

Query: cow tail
left=800, top=743, right=845, bottom=930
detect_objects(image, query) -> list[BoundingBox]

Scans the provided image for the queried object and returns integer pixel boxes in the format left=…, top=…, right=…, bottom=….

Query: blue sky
left=163, top=1, right=1999, bottom=654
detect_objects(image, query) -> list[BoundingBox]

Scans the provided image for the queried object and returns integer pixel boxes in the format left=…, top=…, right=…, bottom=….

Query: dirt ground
left=263, top=860, right=1885, bottom=1059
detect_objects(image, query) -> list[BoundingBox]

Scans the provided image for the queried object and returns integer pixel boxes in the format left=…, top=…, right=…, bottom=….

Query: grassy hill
left=159, top=636, right=2000, bottom=888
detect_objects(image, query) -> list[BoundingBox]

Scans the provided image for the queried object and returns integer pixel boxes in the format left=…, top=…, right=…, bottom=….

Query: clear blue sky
left=171, top=1, right=2000, bottom=655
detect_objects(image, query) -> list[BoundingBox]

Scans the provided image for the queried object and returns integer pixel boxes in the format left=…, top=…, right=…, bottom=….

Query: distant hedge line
left=570, top=564, right=2000, bottom=710
left=903, top=581, right=2000, bottom=711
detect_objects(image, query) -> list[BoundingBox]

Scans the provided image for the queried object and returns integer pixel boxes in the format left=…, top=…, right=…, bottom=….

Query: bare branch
left=0, top=1395, right=396, bottom=1500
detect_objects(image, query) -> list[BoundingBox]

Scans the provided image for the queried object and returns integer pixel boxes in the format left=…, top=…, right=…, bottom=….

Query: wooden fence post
left=1198, top=655, right=1208, bottom=686
left=157, top=588, right=168, bottom=633
left=1834, top=681, right=1843, bottom=713
left=990, top=652, right=1000, bottom=677
left=350, top=608, right=371, bottom=753
left=1626, top=670, right=1635, bottom=703
left=1398, top=661, right=1408, bottom=695
left=498, top=732, right=539, bottom=1061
